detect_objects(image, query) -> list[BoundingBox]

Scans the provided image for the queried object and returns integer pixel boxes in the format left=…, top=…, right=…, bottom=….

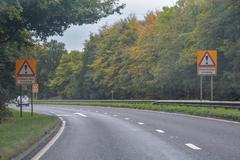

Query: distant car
left=16, top=95, right=30, bottom=107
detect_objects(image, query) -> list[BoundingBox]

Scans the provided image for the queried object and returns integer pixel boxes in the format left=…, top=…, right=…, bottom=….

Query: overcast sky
left=48, top=0, right=177, bottom=51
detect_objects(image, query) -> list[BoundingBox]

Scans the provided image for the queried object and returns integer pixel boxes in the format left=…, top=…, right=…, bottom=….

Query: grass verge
left=0, top=109, right=58, bottom=160
left=36, top=101, right=240, bottom=122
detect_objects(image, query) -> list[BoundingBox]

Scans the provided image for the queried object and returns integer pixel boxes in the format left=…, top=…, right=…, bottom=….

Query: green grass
left=36, top=101, right=240, bottom=122
left=0, top=109, right=59, bottom=160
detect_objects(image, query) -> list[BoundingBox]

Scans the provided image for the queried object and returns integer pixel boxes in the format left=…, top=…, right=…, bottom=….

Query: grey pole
left=20, top=85, right=23, bottom=117
left=200, top=76, right=203, bottom=101
left=31, top=85, right=33, bottom=116
left=211, top=76, right=214, bottom=101
left=111, top=90, right=114, bottom=100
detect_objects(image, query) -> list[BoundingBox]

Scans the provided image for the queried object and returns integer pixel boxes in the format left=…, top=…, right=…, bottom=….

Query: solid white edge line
left=74, top=112, right=88, bottom=117
left=155, top=129, right=165, bottom=133
left=139, top=109, right=240, bottom=125
left=31, top=116, right=66, bottom=160
left=138, top=122, right=144, bottom=125
left=185, top=143, right=201, bottom=150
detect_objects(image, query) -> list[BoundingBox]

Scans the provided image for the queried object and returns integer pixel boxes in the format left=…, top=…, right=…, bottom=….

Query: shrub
left=0, top=104, right=12, bottom=124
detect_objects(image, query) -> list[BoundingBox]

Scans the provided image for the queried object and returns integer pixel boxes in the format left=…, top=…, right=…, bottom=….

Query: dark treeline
left=1, top=0, right=240, bottom=105
left=46, top=0, right=240, bottom=100
left=0, top=0, right=124, bottom=120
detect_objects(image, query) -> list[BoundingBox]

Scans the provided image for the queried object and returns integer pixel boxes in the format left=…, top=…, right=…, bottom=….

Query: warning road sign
left=16, top=59, right=36, bottom=84
left=197, top=50, right=217, bottom=76
left=32, top=83, right=39, bottom=93
left=199, top=52, right=216, bottom=66
left=17, top=61, right=35, bottom=76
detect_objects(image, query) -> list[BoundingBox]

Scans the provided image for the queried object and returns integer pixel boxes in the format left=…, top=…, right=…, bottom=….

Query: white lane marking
left=124, top=117, right=129, bottom=120
left=155, top=129, right=165, bottom=133
left=138, top=122, right=144, bottom=125
left=185, top=143, right=201, bottom=150
left=31, top=116, right=66, bottom=160
left=74, top=113, right=88, bottom=117
left=50, top=112, right=71, bottom=117
left=113, top=114, right=118, bottom=117
left=51, top=106, right=240, bottom=125
left=56, top=114, right=72, bottom=117
left=95, top=111, right=99, bottom=113
left=104, top=112, right=108, bottom=115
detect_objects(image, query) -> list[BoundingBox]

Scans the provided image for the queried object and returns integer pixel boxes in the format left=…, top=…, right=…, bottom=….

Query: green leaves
left=0, top=0, right=124, bottom=117
left=33, top=40, right=67, bottom=98
left=0, top=0, right=125, bottom=43
left=53, top=0, right=240, bottom=100
left=2, top=0, right=240, bottom=101
left=49, top=51, right=82, bottom=97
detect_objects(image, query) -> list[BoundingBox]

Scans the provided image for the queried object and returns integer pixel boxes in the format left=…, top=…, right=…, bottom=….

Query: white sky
left=48, top=0, right=177, bottom=51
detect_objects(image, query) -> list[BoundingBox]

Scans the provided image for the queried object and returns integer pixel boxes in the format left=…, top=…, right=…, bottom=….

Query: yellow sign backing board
left=16, top=59, right=36, bottom=77
left=32, top=83, right=39, bottom=93
left=16, top=59, right=37, bottom=84
left=197, top=50, right=217, bottom=76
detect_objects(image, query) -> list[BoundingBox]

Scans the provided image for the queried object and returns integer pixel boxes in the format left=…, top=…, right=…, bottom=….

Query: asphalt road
left=12, top=104, right=240, bottom=160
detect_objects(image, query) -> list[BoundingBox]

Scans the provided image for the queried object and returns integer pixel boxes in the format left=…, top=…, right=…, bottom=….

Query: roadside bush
left=0, top=104, right=12, bottom=124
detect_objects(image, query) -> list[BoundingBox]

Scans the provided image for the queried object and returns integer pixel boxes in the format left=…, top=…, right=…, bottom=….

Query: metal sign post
left=20, top=85, right=23, bottom=117
left=197, top=50, right=217, bottom=101
left=31, top=84, right=33, bottom=117
left=111, top=90, right=114, bottom=100
left=31, top=83, right=39, bottom=116
left=200, top=76, right=203, bottom=101
left=211, top=76, right=214, bottom=101
left=16, top=59, right=37, bottom=117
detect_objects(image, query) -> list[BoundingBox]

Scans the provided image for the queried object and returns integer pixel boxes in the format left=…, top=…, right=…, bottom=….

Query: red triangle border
left=198, top=51, right=216, bottom=67
left=17, top=60, right=35, bottom=77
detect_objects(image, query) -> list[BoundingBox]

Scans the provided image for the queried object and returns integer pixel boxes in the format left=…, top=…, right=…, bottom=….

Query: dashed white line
left=137, top=122, right=144, bottom=125
left=185, top=143, right=201, bottom=150
left=50, top=112, right=69, bottom=117
left=95, top=111, right=99, bottom=113
left=124, top=117, right=129, bottom=120
left=155, top=129, right=165, bottom=133
left=113, top=114, right=118, bottom=117
left=74, top=113, right=88, bottom=117
left=56, top=114, right=72, bottom=117
left=50, top=111, right=56, bottom=115
left=104, top=112, right=108, bottom=115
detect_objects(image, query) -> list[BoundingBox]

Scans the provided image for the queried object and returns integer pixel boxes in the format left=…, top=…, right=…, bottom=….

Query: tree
left=60, top=0, right=240, bottom=100
left=11, top=0, right=240, bottom=101
left=0, top=0, right=125, bottom=43
left=49, top=50, right=82, bottom=98
left=0, top=0, right=125, bottom=118
left=32, top=40, right=67, bottom=98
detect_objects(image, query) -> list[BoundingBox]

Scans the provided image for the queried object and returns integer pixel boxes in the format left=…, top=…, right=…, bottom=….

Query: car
left=16, top=95, right=30, bottom=107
